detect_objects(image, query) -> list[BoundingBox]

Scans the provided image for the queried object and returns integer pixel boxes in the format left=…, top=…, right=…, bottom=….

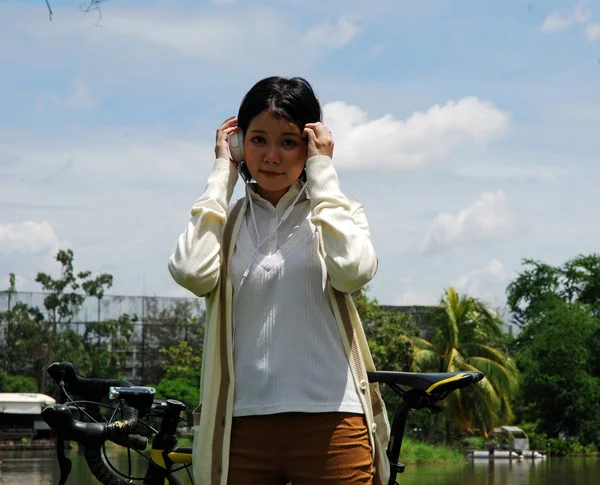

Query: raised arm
left=168, top=159, right=238, bottom=297
left=168, top=117, right=240, bottom=297
left=305, top=155, right=378, bottom=294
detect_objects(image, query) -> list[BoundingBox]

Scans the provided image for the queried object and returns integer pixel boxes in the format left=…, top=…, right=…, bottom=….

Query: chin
left=258, top=180, right=291, bottom=193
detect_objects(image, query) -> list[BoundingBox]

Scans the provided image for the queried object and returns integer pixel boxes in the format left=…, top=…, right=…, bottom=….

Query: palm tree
left=411, top=287, right=518, bottom=443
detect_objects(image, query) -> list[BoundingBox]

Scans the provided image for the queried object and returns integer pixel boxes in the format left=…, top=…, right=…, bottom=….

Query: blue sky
left=1, top=0, right=599, bottom=318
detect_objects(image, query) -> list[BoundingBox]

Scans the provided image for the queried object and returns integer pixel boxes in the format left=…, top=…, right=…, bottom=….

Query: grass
left=400, top=437, right=467, bottom=465
left=106, top=435, right=465, bottom=466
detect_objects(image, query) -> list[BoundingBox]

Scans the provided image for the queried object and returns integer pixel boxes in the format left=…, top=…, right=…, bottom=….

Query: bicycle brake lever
left=55, top=435, right=72, bottom=485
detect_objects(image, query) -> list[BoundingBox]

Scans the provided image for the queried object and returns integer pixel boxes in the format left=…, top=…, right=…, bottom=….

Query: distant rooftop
left=0, top=393, right=56, bottom=415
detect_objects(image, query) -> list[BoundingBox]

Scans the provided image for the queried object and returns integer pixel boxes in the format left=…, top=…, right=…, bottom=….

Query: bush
left=547, top=438, right=570, bottom=457
left=0, top=371, right=37, bottom=393
left=569, top=440, right=598, bottom=456
left=401, top=437, right=466, bottom=464
left=461, top=436, right=485, bottom=450
left=518, top=422, right=548, bottom=451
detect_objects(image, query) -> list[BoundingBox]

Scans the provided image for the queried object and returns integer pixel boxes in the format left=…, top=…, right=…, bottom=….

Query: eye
left=281, top=139, right=299, bottom=148
left=250, top=136, right=266, bottom=144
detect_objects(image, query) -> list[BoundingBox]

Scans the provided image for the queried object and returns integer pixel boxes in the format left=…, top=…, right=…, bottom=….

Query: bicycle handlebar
left=47, top=362, right=132, bottom=401
left=43, top=403, right=140, bottom=445
left=43, top=403, right=143, bottom=485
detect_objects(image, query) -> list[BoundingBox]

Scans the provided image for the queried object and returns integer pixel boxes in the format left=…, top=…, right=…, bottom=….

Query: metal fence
left=0, top=291, right=205, bottom=384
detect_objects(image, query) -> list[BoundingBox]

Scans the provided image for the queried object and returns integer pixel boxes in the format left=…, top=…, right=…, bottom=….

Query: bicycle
left=41, top=362, right=483, bottom=485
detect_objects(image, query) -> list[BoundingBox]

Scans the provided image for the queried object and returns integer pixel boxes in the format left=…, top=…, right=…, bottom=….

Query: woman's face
left=243, top=109, right=308, bottom=206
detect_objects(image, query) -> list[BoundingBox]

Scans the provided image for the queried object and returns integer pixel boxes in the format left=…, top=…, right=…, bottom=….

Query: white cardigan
left=168, top=155, right=390, bottom=485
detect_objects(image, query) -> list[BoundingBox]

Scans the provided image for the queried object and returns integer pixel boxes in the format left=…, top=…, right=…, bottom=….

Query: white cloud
left=305, top=16, right=361, bottom=49
left=3, top=3, right=358, bottom=72
left=453, top=259, right=507, bottom=305
left=586, top=23, right=600, bottom=41
left=540, top=0, right=590, bottom=33
left=38, top=82, right=97, bottom=110
left=421, top=190, right=512, bottom=253
left=0, top=129, right=214, bottom=191
left=324, top=97, right=509, bottom=170
left=62, top=82, right=97, bottom=109
left=453, top=162, right=565, bottom=183
left=0, top=221, right=62, bottom=254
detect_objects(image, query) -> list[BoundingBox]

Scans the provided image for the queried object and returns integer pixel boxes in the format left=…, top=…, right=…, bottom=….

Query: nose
left=264, top=143, right=280, bottom=164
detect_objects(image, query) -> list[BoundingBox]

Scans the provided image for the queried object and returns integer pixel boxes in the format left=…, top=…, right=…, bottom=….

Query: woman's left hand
left=304, top=122, right=334, bottom=159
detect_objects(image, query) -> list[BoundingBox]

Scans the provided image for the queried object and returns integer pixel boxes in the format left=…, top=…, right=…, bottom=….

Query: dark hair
left=237, top=76, right=322, bottom=182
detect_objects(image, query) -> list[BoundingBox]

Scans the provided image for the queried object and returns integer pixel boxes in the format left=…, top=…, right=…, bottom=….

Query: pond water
left=1, top=450, right=599, bottom=485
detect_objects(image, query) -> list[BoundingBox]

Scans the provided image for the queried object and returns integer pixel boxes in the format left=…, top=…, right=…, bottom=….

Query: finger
left=303, top=126, right=316, bottom=141
left=219, top=117, right=238, bottom=130
left=311, top=123, right=330, bottom=139
left=217, top=125, right=239, bottom=141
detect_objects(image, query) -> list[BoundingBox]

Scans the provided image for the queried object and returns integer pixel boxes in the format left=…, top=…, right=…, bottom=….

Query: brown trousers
left=227, top=412, right=374, bottom=485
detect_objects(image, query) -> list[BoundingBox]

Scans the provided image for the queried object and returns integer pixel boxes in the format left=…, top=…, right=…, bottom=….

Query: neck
left=256, top=187, right=289, bottom=207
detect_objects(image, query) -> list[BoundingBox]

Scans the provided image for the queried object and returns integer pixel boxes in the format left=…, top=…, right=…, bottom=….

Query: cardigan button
left=371, top=422, right=378, bottom=433
left=359, top=379, right=368, bottom=391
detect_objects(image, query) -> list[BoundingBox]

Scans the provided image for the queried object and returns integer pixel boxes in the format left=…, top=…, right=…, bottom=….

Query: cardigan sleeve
left=168, top=158, right=239, bottom=297
left=304, top=155, right=378, bottom=294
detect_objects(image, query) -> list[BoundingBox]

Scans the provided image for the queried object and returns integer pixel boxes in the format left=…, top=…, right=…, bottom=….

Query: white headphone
left=228, top=130, right=245, bottom=163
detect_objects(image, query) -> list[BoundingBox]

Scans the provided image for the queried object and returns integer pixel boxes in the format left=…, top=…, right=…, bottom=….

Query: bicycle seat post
left=386, top=401, right=409, bottom=485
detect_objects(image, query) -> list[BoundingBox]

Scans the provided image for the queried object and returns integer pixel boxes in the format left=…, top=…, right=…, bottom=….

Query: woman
left=168, top=76, right=390, bottom=485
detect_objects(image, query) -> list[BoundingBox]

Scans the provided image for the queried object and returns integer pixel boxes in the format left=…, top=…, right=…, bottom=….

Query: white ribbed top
left=229, top=182, right=363, bottom=417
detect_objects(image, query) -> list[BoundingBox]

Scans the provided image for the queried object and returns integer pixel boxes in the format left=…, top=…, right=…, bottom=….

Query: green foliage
left=353, top=288, right=418, bottom=420
left=354, top=288, right=418, bottom=373
left=400, top=436, right=466, bottom=464
left=154, top=341, right=202, bottom=427
left=83, top=314, right=135, bottom=379
left=517, top=422, right=549, bottom=451
left=411, top=287, right=518, bottom=442
left=507, top=254, right=600, bottom=327
left=1, top=301, right=48, bottom=389
left=0, top=249, right=131, bottom=393
left=141, top=299, right=205, bottom=384
left=569, top=440, right=599, bottom=456
left=8, top=272, right=16, bottom=293
left=546, top=437, right=571, bottom=457
left=0, top=371, right=37, bottom=393
left=515, top=299, right=600, bottom=446
left=460, top=436, right=485, bottom=450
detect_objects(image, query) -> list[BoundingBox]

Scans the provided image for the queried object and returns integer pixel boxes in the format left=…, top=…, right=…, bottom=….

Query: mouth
left=260, top=170, right=283, bottom=177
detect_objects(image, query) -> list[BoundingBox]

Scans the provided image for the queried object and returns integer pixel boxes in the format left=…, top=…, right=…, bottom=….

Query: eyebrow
left=249, top=129, right=301, bottom=137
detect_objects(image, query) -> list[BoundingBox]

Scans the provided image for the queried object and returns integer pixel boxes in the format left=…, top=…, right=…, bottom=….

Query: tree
left=0, top=250, right=129, bottom=393
left=83, top=314, right=135, bottom=379
left=515, top=299, right=600, bottom=446
left=153, top=341, right=202, bottom=427
left=411, top=287, right=518, bottom=442
left=507, top=254, right=600, bottom=327
left=141, top=298, right=205, bottom=384
left=1, top=302, right=49, bottom=390
left=354, top=289, right=418, bottom=373
left=0, top=370, right=37, bottom=393
left=35, top=249, right=113, bottom=390
left=43, top=1, right=106, bottom=21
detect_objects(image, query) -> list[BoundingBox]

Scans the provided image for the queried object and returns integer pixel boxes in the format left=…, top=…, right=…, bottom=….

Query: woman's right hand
left=215, top=116, right=239, bottom=166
